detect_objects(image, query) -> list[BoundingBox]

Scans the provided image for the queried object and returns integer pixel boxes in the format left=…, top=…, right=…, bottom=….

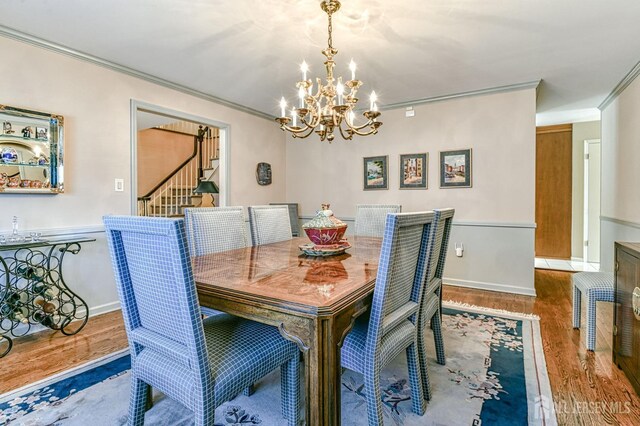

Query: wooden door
left=535, top=124, right=572, bottom=258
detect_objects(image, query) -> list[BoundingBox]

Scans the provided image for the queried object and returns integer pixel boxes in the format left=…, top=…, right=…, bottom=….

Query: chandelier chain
left=327, top=10, right=333, bottom=50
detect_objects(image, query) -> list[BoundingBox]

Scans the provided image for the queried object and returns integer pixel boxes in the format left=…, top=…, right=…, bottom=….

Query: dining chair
left=354, top=204, right=402, bottom=237
left=341, top=211, right=437, bottom=425
left=248, top=205, right=292, bottom=246
left=269, top=203, right=300, bottom=236
left=183, top=207, right=248, bottom=324
left=416, top=207, right=455, bottom=401
left=103, top=216, right=300, bottom=426
left=184, top=207, right=249, bottom=256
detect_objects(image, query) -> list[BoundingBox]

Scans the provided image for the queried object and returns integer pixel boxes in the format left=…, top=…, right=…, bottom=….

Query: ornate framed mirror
left=0, top=104, right=64, bottom=194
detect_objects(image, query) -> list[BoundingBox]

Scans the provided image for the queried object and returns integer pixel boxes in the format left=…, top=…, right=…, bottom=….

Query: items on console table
left=613, top=241, right=640, bottom=396
left=0, top=236, right=95, bottom=358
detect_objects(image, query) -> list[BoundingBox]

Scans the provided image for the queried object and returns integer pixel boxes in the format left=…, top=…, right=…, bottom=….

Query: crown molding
left=0, top=25, right=273, bottom=121
left=599, top=60, right=640, bottom=110
left=379, top=80, right=541, bottom=111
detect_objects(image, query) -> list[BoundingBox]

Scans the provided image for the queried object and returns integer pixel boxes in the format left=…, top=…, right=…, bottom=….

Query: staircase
left=137, top=125, right=219, bottom=217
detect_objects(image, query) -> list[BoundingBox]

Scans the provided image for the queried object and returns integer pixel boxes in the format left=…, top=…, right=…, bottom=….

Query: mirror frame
left=0, top=104, right=64, bottom=194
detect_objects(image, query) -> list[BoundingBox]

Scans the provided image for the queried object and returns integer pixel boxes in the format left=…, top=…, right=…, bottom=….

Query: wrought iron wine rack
left=0, top=236, right=94, bottom=357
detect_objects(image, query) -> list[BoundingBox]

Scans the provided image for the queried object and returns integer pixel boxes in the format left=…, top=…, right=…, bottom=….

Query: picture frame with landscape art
left=363, top=155, right=388, bottom=190
left=399, top=153, right=427, bottom=189
left=440, top=148, right=472, bottom=188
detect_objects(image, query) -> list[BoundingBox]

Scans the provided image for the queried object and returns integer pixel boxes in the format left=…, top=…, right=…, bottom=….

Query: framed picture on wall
left=363, top=155, right=388, bottom=190
left=399, top=153, right=428, bottom=189
left=440, top=149, right=472, bottom=188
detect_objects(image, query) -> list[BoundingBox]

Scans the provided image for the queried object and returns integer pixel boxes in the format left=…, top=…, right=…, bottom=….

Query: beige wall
left=571, top=120, right=601, bottom=259
left=600, top=72, right=640, bottom=271
left=137, top=129, right=194, bottom=196
left=0, top=36, right=286, bottom=313
left=286, top=89, right=536, bottom=222
left=286, top=88, right=537, bottom=295
left=602, top=75, right=640, bottom=223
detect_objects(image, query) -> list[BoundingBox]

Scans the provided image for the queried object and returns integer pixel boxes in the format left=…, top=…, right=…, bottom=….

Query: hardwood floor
left=444, top=269, right=640, bottom=426
left=0, top=310, right=127, bottom=394
left=1, top=269, right=639, bottom=425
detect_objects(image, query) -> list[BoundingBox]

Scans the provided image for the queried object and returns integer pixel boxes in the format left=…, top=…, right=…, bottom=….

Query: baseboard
left=444, top=277, right=537, bottom=297
left=90, top=301, right=121, bottom=316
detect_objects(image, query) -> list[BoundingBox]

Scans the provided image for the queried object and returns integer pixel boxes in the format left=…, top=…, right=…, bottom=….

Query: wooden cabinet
left=614, top=242, right=640, bottom=395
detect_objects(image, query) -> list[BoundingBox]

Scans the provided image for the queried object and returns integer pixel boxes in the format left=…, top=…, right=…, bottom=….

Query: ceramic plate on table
left=298, top=240, right=351, bottom=257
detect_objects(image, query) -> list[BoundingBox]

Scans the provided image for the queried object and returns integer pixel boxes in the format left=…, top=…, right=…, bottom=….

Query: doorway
left=131, top=100, right=229, bottom=216
left=584, top=139, right=601, bottom=263
left=535, top=124, right=573, bottom=259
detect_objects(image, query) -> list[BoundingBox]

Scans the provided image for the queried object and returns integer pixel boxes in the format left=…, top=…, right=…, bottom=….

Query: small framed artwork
left=400, top=153, right=428, bottom=189
left=363, top=155, right=388, bottom=190
left=440, top=149, right=472, bottom=188
left=35, top=127, right=48, bottom=139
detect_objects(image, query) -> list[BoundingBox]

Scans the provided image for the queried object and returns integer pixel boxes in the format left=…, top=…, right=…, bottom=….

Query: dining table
left=193, top=235, right=383, bottom=426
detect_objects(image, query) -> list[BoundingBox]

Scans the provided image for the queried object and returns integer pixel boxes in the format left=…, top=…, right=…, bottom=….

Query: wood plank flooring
left=1, top=269, right=639, bottom=425
left=444, top=269, right=640, bottom=425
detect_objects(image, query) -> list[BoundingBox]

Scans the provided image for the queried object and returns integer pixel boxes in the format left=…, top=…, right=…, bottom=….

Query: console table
left=0, top=236, right=95, bottom=357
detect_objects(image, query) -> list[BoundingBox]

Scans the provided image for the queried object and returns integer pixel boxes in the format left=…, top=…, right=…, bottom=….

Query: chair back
left=103, top=216, right=211, bottom=394
left=269, top=203, right=300, bottom=236
left=433, top=208, right=455, bottom=280
left=184, top=207, right=248, bottom=256
left=248, top=205, right=292, bottom=246
left=366, top=212, right=436, bottom=349
left=354, top=204, right=402, bottom=237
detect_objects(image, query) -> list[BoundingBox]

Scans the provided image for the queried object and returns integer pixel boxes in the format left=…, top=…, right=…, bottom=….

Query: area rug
left=1, top=303, right=557, bottom=425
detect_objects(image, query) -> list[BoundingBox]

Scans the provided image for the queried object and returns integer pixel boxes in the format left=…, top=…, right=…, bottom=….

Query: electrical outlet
left=114, top=178, right=124, bottom=192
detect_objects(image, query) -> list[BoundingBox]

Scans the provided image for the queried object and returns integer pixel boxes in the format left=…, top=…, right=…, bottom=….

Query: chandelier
left=275, top=0, right=382, bottom=142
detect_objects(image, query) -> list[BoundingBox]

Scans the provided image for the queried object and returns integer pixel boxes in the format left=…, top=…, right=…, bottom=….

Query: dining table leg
left=281, top=302, right=369, bottom=426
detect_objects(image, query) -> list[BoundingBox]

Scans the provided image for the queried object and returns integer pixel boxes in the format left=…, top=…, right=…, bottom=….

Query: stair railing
left=137, top=128, right=218, bottom=217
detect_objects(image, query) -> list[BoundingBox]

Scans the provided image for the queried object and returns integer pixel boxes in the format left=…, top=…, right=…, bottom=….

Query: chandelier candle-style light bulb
left=349, top=59, right=356, bottom=81
left=299, top=86, right=306, bottom=108
left=280, top=97, right=287, bottom=118
left=275, top=0, right=382, bottom=142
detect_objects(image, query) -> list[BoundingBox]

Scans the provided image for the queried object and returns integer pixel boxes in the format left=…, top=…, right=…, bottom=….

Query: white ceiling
left=1, top=0, right=639, bottom=119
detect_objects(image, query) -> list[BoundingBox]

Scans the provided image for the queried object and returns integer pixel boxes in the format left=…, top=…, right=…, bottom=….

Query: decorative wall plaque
left=256, top=162, right=272, bottom=185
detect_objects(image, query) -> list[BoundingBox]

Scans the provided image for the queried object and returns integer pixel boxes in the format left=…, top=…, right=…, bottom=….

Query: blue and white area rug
left=1, top=302, right=557, bottom=425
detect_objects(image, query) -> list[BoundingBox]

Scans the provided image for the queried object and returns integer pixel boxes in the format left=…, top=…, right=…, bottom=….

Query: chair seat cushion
left=202, top=314, right=299, bottom=404
left=573, top=272, right=614, bottom=300
left=341, top=313, right=416, bottom=373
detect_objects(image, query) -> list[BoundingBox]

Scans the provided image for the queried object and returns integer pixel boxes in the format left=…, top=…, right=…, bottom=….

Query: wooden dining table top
left=192, top=236, right=382, bottom=315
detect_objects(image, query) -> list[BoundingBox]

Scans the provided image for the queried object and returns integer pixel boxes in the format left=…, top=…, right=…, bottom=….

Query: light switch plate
left=114, top=178, right=124, bottom=192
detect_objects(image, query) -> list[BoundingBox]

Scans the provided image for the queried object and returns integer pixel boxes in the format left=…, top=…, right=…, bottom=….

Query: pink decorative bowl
left=304, top=225, right=347, bottom=246
left=302, top=204, right=348, bottom=246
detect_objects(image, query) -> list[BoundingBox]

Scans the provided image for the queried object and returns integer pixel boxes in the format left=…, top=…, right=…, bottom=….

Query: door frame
left=583, top=138, right=601, bottom=263
left=129, top=100, right=231, bottom=213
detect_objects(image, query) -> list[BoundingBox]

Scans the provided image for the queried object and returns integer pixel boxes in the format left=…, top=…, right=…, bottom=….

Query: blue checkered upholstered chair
left=184, top=207, right=249, bottom=257
left=354, top=204, right=402, bottom=237
left=572, top=271, right=615, bottom=351
left=103, top=216, right=300, bottom=426
left=417, top=208, right=454, bottom=400
left=248, top=205, right=292, bottom=246
left=341, top=211, right=437, bottom=425
left=183, top=207, right=248, bottom=346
